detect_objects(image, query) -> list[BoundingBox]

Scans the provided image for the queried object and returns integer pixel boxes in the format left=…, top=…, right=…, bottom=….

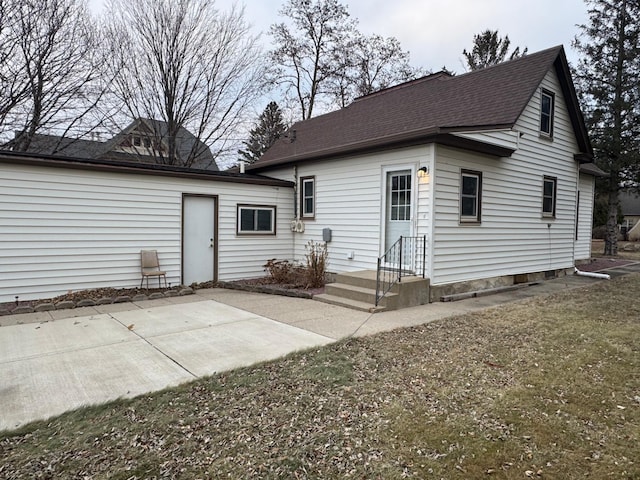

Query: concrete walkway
left=2, top=263, right=639, bottom=432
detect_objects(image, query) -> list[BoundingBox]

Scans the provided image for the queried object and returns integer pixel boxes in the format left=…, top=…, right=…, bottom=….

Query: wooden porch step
left=313, top=293, right=386, bottom=313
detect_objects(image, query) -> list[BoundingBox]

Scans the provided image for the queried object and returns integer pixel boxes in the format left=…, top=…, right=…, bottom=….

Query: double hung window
left=460, top=170, right=482, bottom=222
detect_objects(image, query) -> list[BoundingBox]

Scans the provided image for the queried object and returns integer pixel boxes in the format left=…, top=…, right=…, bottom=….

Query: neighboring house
left=7, top=118, right=218, bottom=170
left=619, top=190, right=640, bottom=241
left=619, top=190, right=640, bottom=228
left=249, top=45, right=602, bottom=300
left=0, top=151, right=292, bottom=302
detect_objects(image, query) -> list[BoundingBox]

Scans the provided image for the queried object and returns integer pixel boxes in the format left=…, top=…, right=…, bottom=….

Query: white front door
left=183, top=195, right=216, bottom=285
left=384, top=170, right=413, bottom=255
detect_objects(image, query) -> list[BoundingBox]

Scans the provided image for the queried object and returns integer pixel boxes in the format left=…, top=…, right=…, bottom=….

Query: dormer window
left=132, top=135, right=142, bottom=147
left=540, top=89, right=554, bottom=136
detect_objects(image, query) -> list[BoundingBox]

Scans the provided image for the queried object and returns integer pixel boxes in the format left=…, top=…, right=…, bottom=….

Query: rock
left=34, top=303, right=55, bottom=312
left=113, top=296, right=131, bottom=303
left=179, top=287, right=194, bottom=296
left=163, top=291, right=177, bottom=297
left=96, top=297, right=113, bottom=305
left=76, top=299, right=96, bottom=307
left=148, top=292, right=165, bottom=300
left=12, top=306, right=34, bottom=314
left=132, top=294, right=147, bottom=302
left=54, top=301, right=75, bottom=310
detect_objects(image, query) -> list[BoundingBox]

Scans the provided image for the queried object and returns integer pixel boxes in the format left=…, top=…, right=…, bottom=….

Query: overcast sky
left=89, top=0, right=589, bottom=73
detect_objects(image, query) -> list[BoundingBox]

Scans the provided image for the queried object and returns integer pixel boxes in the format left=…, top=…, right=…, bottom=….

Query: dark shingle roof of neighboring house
left=250, top=45, right=592, bottom=171
left=6, top=118, right=218, bottom=171
left=99, top=118, right=217, bottom=170
left=6, top=133, right=105, bottom=158
left=619, top=191, right=640, bottom=216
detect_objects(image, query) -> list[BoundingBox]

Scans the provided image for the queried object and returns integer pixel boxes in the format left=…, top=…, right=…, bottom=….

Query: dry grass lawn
left=592, top=239, right=640, bottom=261
left=1, top=274, right=639, bottom=479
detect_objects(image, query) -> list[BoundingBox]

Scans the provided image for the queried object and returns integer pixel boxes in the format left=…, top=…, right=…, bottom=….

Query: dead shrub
left=305, top=241, right=328, bottom=288
left=264, top=259, right=296, bottom=284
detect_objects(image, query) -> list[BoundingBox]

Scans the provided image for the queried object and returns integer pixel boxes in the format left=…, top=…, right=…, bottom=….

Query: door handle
left=210, top=238, right=214, bottom=248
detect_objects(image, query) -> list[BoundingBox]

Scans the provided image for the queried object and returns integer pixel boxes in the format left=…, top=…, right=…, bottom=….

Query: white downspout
left=574, top=267, right=610, bottom=280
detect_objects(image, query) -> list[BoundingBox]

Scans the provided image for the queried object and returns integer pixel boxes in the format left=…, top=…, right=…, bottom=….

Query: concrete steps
left=313, top=293, right=387, bottom=313
left=314, top=270, right=430, bottom=313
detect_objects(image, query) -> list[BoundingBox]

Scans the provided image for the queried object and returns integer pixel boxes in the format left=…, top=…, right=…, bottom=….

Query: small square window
left=300, top=176, right=315, bottom=218
left=542, top=176, right=557, bottom=217
left=460, top=170, right=482, bottom=222
left=540, top=89, right=554, bottom=136
left=237, top=205, right=276, bottom=235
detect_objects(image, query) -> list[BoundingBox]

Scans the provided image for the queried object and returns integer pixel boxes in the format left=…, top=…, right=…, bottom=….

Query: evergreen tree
left=573, top=0, right=640, bottom=255
left=463, top=30, right=527, bottom=71
left=239, top=102, right=287, bottom=163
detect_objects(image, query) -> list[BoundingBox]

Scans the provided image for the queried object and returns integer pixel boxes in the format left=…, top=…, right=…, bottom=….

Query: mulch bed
left=0, top=280, right=324, bottom=317
left=218, top=278, right=325, bottom=298
left=577, top=258, right=635, bottom=272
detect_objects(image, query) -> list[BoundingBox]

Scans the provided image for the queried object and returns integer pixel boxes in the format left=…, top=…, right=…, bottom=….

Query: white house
left=0, top=153, right=294, bottom=302
left=0, top=45, right=603, bottom=306
left=249, top=46, right=603, bottom=301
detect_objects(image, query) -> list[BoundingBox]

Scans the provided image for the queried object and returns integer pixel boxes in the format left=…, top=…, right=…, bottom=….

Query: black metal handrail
left=375, top=235, right=426, bottom=306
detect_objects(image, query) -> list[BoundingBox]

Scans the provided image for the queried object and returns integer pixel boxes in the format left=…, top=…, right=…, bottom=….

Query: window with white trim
left=542, top=176, right=557, bottom=217
left=237, top=205, right=276, bottom=234
left=540, top=89, right=554, bottom=136
left=300, top=176, right=315, bottom=218
left=460, top=170, right=482, bottom=222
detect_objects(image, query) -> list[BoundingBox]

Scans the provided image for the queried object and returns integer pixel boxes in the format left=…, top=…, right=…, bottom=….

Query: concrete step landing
left=315, top=270, right=430, bottom=312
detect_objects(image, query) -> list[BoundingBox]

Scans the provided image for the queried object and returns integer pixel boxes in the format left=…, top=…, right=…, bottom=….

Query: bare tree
left=270, top=0, right=422, bottom=119
left=270, top=0, right=357, bottom=120
left=0, top=0, right=104, bottom=151
left=330, top=33, right=423, bottom=107
left=0, top=1, right=24, bottom=129
left=104, top=0, right=265, bottom=168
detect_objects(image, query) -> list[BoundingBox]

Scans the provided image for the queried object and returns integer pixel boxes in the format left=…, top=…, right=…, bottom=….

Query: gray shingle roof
left=8, top=118, right=218, bottom=171
left=251, top=46, right=591, bottom=171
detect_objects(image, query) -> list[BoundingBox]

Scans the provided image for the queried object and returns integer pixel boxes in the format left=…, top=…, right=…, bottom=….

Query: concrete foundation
left=430, top=267, right=574, bottom=302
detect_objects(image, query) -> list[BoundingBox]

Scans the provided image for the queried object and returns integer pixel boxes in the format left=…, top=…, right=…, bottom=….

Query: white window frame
left=542, top=176, right=557, bottom=218
left=237, top=204, right=276, bottom=235
left=460, top=170, right=482, bottom=223
left=540, top=89, right=555, bottom=137
left=300, top=176, right=315, bottom=219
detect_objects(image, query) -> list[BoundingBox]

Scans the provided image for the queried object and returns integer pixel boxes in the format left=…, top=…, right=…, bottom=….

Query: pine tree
left=463, top=30, right=527, bottom=71
left=573, top=0, right=640, bottom=255
left=238, top=102, right=287, bottom=163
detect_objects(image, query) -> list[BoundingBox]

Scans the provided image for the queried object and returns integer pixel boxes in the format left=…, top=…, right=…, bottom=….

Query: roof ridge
left=454, top=44, right=563, bottom=79
left=352, top=71, right=453, bottom=102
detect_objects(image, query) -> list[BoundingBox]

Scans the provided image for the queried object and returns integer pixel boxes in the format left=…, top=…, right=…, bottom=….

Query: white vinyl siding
left=431, top=68, right=581, bottom=286
left=0, top=163, right=293, bottom=302
left=262, top=146, right=433, bottom=274
left=575, top=173, right=595, bottom=260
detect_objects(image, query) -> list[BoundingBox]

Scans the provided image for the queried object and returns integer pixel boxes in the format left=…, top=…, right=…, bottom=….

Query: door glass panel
left=389, top=173, right=411, bottom=221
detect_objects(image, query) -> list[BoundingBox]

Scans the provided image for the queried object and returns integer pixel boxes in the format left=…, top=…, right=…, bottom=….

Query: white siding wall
left=262, top=146, right=433, bottom=273
left=430, top=69, right=582, bottom=285
left=575, top=173, right=595, bottom=260
left=0, top=163, right=293, bottom=302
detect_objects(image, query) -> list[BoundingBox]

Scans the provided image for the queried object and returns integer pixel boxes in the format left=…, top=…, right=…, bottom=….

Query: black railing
left=375, top=235, right=426, bottom=306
